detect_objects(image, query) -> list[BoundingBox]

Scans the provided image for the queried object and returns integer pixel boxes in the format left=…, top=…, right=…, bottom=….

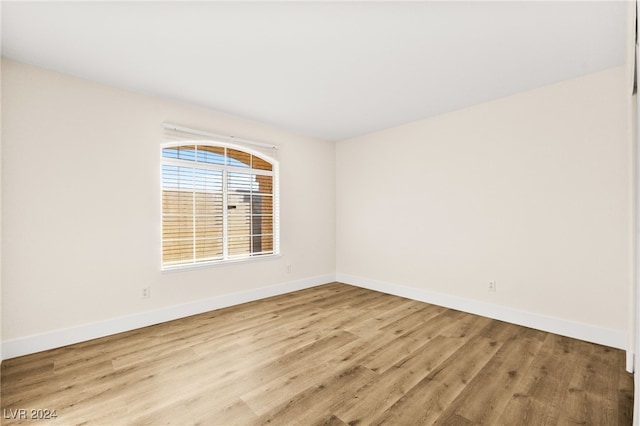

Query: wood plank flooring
left=1, top=283, right=634, bottom=425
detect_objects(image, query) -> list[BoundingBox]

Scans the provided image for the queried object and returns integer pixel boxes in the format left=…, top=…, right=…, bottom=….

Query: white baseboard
left=337, top=273, right=627, bottom=350
left=3, top=273, right=627, bottom=361
left=2, top=274, right=335, bottom=360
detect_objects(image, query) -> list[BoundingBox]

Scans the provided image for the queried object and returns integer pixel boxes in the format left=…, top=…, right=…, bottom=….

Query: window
left=161, top=143, right=278, bottom=269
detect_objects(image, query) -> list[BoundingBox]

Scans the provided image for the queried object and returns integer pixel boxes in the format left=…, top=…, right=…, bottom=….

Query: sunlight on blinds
left=161, top=139, right=278, bottom=269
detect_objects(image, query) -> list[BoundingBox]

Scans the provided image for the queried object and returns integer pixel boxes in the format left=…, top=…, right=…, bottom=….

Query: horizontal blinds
left=161, top=127, right=279, bottom=268
left=162, top=163, right=224, bottom=265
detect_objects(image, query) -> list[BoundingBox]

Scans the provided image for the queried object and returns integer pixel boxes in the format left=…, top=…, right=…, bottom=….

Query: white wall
left=1, top=59, right=336, bottom=351
left=337, top=66, right=631, bottom=342
left=1, top=59, right=633, bottom=358
left=0, top=10, right=4, bottom=363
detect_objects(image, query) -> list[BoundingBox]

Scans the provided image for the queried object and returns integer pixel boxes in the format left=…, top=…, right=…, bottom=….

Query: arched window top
left=162, top=142, right=275, bottom=172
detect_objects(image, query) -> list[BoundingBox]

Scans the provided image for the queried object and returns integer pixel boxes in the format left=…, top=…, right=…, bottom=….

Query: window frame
left=160, top=140, right=280, bottom=271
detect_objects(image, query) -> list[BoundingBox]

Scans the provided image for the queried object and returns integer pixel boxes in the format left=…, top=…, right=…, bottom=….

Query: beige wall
left=0, top=39, right=3, bottom=361
left=1, top=59, right=336, bottom=341
left=1, top=58, right=632, bottom=351
left=337, top=66, right=631, bottom=332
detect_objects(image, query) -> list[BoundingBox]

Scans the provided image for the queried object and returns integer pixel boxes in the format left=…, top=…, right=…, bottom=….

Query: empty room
left=1, top=1, right=639, bottom=425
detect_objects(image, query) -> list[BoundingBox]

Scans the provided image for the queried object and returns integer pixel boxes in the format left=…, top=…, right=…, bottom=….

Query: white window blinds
left=161, top=128, right=279, bottom=269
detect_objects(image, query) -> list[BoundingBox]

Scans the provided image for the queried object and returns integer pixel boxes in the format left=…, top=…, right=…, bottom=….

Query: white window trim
left=160, top=140, right=280, bottom=271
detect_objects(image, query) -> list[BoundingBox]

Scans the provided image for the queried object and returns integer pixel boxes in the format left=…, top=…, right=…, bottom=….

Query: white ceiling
left=1, top=1, right=628, bottom=141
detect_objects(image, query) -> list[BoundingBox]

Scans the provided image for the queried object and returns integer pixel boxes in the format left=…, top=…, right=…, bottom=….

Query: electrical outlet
left=286, top=264, right=292, bottom=274
left=142, top=286, right=151, bottom=299
left=488, top=281, right=497, bottom=292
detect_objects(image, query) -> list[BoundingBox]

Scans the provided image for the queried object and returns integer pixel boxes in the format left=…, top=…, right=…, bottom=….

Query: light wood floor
left=1, top=283, right=634, bottom=425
